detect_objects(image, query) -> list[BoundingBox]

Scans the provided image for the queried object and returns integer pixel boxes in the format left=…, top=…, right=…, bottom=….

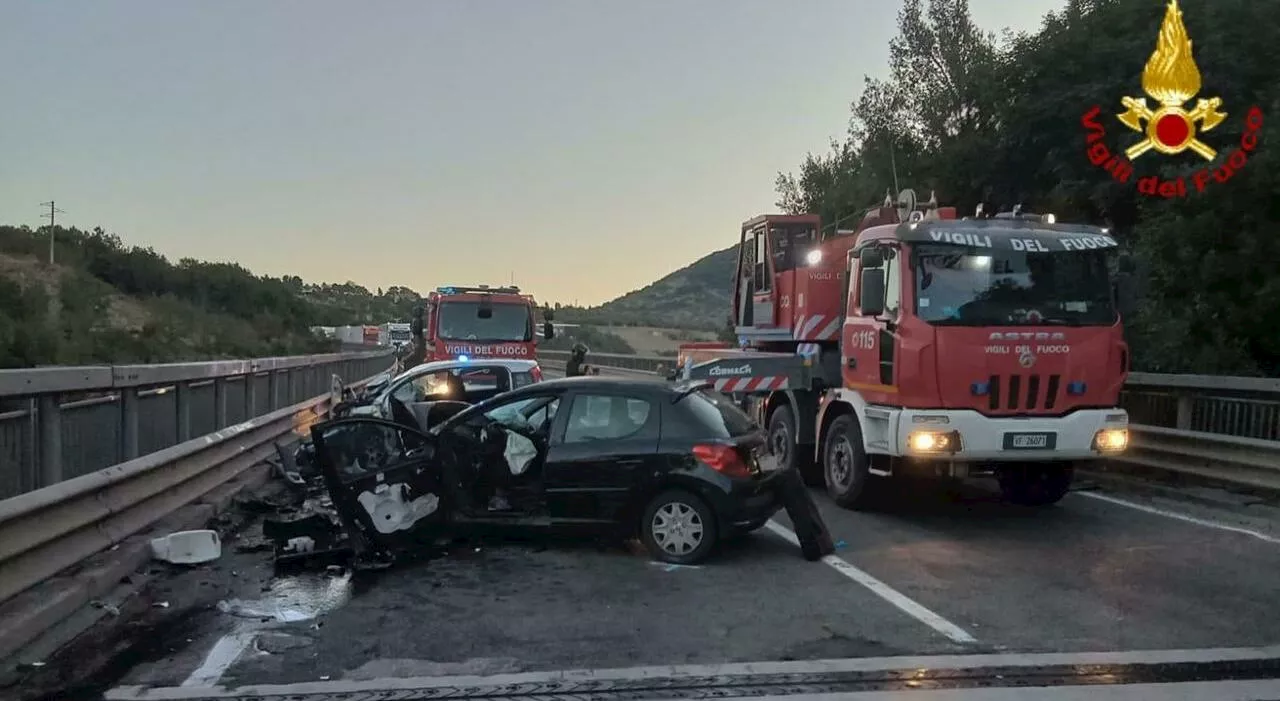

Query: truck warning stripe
left=815, top=317, right=841, bottom=340
left=794, top=314, right=828, bottom=340
left=713, top=376, right=789, bottom=393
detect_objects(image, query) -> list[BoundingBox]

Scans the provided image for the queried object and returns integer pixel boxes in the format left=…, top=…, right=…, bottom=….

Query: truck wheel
left=823, top=414, right=876, bottom=510
left=998, top=463, right=1073, bottom=506
left=768, top=405, right=820, bottom=486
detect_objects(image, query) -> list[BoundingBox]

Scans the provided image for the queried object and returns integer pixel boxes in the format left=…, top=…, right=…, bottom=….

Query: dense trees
left=776, top=0, right=1280, bottom=375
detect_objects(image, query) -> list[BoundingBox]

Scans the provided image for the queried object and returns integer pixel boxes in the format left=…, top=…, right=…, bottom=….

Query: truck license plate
left=1004, top=432, right=1056, bottom=449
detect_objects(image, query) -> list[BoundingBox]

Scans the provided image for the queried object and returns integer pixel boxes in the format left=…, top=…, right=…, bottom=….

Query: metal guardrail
left=0, top=350, right=395, bottom=500
left=538, top=350, right=1280, bottom=491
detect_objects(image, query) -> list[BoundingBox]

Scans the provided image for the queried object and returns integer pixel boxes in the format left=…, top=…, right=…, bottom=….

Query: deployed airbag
left=357, top=483, right=440, bottom=534
left=503, top=430, right=537, bottom=476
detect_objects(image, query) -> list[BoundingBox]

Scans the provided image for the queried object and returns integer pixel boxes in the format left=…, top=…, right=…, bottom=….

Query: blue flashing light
left=1067, top=381, right=1087, bottom=395
left=970, top=381, right=990, bottom=396
left=458, top=354, right=470, bottom=362
left=437, top=286, right=457, bottom=295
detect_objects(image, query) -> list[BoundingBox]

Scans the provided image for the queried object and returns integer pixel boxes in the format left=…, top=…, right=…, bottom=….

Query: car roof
left=498, top=375, right=671, bottom=399
left=399, top=358, right=538, bottom=376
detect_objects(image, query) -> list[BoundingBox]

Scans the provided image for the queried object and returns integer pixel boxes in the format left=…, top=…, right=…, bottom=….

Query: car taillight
left=692, top=444, right=751, bottom=479
left=530, top=366, right=543, bottom=382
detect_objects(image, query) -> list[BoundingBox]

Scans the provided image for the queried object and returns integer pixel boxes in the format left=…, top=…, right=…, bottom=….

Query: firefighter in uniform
left=565, top=343, right=589, bottom=377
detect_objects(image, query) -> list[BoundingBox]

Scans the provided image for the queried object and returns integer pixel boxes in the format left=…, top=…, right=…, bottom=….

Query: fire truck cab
left=680, top=190, right=1132, bottom=509
left=413, top=285, right=555, bottom=363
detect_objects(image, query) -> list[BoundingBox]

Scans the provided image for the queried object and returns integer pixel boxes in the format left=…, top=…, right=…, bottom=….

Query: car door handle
left=846, top=357, right=857, bottom=369
left=616, top=459, right=644, bottom=467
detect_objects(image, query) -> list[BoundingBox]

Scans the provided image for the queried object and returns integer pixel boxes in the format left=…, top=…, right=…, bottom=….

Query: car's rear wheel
left=998, top=463, right=1073, bottom=506
left=640, top=490, right=718, bottom=565
left=823, top=414, right=877, bottom=510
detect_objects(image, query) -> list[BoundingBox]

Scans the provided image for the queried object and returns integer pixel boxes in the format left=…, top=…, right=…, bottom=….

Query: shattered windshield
left=437, top=301, right=532, bottom=342
left=913, top=245, right=1116, bottom=326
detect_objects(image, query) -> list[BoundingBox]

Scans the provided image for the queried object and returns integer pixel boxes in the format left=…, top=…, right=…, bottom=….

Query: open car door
left=309, top=417, right=453, bottom=559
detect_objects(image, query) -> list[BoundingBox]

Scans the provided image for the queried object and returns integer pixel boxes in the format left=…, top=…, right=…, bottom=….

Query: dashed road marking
left=1079, top=492, right=1280, bottom=545
left=763, top=520, right=978, bottom=644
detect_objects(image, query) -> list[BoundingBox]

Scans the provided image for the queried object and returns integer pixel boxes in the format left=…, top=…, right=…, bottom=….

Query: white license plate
left=1011, top=434, right=1048, bottom=448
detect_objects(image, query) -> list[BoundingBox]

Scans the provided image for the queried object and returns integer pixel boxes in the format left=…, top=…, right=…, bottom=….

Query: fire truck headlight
left=1043, top=213, right=1056, bottom=224
left=1093, top=428, right=1128, bottom=453
left=907, top=430, right=961, bottom=454
left=805, top=249, right=822, bottom=266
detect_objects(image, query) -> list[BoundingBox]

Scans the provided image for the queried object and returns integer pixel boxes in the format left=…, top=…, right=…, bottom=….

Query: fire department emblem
left=1117, top=0, right=1226, bottom=161
left=1018, top=348, right=1036, bottom=369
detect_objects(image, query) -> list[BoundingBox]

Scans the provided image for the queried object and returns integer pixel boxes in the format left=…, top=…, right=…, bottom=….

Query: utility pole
left=40, top=201, right=65, bottom=265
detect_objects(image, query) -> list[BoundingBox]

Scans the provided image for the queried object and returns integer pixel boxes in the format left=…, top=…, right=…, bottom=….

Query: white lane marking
left=763, top=520, right=977, bottom=644
left=181, top=629, right=258, bottom=687
left=1079, top=492, right=1280, bottom=545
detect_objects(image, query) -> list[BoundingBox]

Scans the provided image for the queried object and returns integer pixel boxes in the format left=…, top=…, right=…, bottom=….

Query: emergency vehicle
left=412, top=285, right=555, bottom=363
left=677, top=189, right=1132, bottom=508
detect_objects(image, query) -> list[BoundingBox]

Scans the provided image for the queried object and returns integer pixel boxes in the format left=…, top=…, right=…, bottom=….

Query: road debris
left=149, top=530, right=222, bottom=564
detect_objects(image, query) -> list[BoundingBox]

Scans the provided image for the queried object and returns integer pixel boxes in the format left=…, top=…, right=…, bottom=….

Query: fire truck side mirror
left=543, top=321, right=555, bottom=340
left=859, top=247, right=883, bottom=268
left=1117, top=252, right=1136, bottom=274
left=543, top=307, right=556, bottom=322
left=860, top=268, right=886, bottom=316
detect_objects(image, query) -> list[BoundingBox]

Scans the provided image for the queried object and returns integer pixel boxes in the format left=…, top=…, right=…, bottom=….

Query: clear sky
left=2, top=0, right=1065, bottom=307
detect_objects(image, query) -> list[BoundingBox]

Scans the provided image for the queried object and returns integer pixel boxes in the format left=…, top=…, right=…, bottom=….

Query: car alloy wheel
left=651, top=501, right=704, bottom=556
left=640, top=490, right=718, bottom=565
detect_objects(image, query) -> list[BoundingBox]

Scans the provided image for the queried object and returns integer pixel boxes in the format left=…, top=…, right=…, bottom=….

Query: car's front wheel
left=640, top=490, right=718, bottom=565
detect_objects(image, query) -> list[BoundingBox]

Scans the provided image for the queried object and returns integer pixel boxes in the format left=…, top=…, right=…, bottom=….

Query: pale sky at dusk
left=2, top=0, right=1065, bottom=307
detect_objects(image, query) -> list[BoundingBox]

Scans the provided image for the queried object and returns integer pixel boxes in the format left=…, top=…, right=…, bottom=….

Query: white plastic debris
left=149, top=529, right=222, bottom=564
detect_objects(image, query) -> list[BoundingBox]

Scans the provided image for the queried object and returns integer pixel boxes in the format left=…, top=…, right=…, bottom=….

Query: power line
left=39, top=201, right=66, bottom=265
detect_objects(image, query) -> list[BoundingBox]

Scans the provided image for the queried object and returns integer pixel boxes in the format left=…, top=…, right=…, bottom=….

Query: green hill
left=556, top=244, right=738, bottom=330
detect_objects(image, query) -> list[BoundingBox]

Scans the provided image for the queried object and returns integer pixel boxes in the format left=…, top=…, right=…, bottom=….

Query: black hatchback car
left=309, top=376, right=786, bottom=564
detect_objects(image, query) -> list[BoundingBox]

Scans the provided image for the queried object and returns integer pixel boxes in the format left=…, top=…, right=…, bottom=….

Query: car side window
left=563, top=394, right=652, bottom=444
left=483, top=395, right=560, bottom=434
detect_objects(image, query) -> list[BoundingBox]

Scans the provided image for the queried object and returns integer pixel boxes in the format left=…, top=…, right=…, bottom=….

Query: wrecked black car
left=304, top=376, right=817, bottom=565
left=297, top=358, right=544, bottom=471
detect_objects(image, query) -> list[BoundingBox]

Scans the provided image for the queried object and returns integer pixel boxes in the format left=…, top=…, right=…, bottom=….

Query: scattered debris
left=153, top=601, right=170, bottom=608
left=150, top=530, right=222, bottom=564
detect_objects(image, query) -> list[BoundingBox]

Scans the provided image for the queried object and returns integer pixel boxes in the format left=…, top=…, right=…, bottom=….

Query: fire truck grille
left=987, top=374, right=1061, bottom=412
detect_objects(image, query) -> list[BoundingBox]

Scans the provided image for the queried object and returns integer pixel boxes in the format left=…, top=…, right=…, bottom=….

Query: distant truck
left=411, top=285, right=555, bottom=362
left=382, top=322, right=413, bottom=349
left=677, top=190, right=1132, bottom=509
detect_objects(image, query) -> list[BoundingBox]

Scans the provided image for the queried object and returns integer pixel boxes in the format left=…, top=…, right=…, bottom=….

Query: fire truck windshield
left=913, top=245, right=1116, bottom=326
left=437, top=301, right=532, bottom=342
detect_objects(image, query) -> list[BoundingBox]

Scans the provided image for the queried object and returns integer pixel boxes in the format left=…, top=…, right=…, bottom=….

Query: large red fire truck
left=677, top=190, right=1132, bottom=508
left=412, top=285, right=555, bottom=363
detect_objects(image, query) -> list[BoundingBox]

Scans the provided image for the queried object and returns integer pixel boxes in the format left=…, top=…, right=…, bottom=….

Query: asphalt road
left=3, top=365, right=1268, bottom=699
left=12, top=465, right=1262, bottom=701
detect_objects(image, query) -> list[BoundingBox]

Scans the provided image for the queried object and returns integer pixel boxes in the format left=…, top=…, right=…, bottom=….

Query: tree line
left=0, top=224, right=425, bottom=367
left=775, top=0, right=1280, bottom=375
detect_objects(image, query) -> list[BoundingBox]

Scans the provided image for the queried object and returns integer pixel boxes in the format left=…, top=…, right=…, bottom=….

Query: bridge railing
left=0, top=350, right=396, bottom=499
left=538, top=349, right=1280, bottom=490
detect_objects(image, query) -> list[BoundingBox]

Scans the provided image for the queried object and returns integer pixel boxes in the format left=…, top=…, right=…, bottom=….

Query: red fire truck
left=677, top=190, right=1132, bottom=508
left=413, top=285, right=554, bottom=363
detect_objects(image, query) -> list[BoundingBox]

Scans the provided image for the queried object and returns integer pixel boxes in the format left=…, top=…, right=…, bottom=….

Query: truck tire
left=998, top=463, right=1073, bottom=506
left=767, top=405, right=821, bottom=486
left=823, top=414, right=877, bottom=510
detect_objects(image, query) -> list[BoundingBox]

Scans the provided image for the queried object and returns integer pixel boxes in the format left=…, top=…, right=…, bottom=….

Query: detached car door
left=310, top=417, right=452, bottom=555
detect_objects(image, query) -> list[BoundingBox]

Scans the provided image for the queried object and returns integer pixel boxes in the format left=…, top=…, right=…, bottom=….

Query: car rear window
left=512, top=371, right=535, bottom=389
left=680, top=388, right=756, bottom=438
